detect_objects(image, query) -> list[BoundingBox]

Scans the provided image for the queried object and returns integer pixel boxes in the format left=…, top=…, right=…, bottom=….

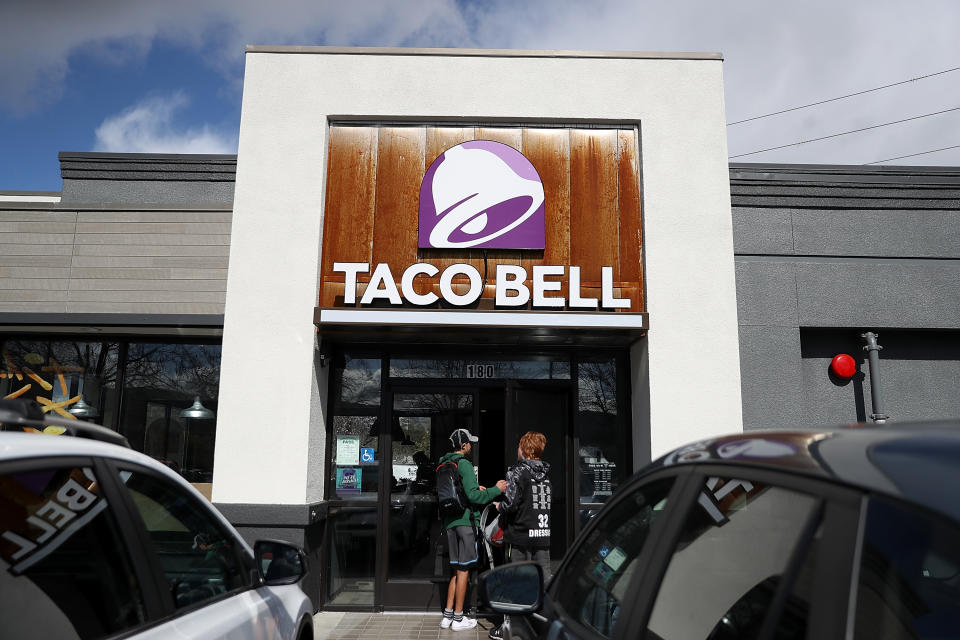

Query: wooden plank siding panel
left=617, top=129, right=644, bottom=312
left=570, top=129, right=620, bottom=286
left=522, top=128, right=571, bottom=299
left=371, top=127, right=425, bottom=271
left=319, top=124, right=644, bottom=312
left=320, top=126, right=378, bottom=307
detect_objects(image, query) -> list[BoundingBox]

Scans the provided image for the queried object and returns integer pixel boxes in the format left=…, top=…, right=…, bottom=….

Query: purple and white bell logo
left=419, top=141, right=545, bottom=250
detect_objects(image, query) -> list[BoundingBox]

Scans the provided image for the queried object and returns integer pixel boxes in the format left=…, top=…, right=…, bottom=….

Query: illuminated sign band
left=334, top=262, right=630, bottom=309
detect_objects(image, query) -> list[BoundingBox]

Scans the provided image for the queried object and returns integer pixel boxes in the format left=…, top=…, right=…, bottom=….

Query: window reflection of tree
left=338, top=358, right=381, bottom=406
left=123, top=344, right=220, bottom=399
left=578, top=361, right=617, bottom=414
left=0, top=339, right=118, bottom=401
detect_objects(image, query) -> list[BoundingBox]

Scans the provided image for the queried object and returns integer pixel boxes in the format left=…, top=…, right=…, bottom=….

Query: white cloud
left=93, top=92, right=237, bottom=154
left=3, top=0, right=960, bottom=164
left=0, top=0, right=468, bottom=114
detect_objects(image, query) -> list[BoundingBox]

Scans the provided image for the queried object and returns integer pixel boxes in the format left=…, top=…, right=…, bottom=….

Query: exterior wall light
left=830, top=354, right=857, bottom=380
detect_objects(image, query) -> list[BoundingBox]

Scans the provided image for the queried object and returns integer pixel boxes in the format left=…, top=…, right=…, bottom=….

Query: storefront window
left=577, top=358, right=627, bottom=514
left=327, top=505, right=377, bottom=606
left=119, top=343, right=220, bottom=483
left=335, top=356, right=381, bottom=408
left=1, top=337, right=221, bottom=487
left=0, top=339, right=119, bottom=427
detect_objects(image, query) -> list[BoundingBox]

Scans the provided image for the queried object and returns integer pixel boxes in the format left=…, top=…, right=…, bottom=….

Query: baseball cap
left=450, top=428, right=479, bottom=448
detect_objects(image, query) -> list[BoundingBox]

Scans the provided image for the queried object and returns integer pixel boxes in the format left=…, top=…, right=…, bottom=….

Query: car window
left=120, top=469, right=248, bottom=609
left=552, top=477, right=675, bottom=638
left=854, top=497, right=960, bottom=640
left=647, top=477, right=822, bottom=640
left=0, top=465, right=147, bottom=639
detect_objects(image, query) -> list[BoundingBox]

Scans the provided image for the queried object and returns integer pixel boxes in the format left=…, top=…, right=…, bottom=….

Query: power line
left=865, top=144, right=960, bottom=165
left=729, top=106, right=960, bottom=159
left=727, top=66, right=960, bottom=126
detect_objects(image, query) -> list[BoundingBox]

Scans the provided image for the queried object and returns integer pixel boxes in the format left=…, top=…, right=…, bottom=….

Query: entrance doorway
left=322, top=350, right=630, bottom=611
left=378, top=384, right=570, bottom=610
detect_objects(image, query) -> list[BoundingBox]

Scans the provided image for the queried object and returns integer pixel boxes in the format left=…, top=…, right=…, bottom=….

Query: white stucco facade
left=213, top=47, right=742, bottom=504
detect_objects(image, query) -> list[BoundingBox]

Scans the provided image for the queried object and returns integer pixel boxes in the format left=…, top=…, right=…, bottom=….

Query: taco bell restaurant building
left=0, top=47, right=742, bottom=610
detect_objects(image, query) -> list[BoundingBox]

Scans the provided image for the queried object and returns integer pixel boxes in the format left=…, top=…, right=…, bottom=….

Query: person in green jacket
left=439, top=428, right=506, bottom=632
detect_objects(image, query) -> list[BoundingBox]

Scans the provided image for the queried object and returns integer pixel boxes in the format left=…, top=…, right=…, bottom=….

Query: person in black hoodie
left=489, top=431, right=552, bottom=639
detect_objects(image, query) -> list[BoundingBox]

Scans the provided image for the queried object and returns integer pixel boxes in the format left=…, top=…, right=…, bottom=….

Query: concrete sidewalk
left=313, top=612, right=497, bottom=640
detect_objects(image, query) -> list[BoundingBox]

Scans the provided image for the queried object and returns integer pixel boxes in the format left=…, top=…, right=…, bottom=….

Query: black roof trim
left=59, top=152, right=237, bottom=183
left=730, top=162, right=960, bottom=186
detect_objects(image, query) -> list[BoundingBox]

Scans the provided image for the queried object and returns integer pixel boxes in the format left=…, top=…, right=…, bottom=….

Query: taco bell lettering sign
left=419, top=141, right=545, bottom=250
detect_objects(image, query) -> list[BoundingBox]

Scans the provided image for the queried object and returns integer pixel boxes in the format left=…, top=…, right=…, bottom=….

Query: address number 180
left=465, top=364, right=496, bottom=379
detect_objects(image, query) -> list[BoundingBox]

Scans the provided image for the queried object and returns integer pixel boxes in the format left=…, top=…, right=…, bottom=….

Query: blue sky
left=2, top=0, right=959, bottom=192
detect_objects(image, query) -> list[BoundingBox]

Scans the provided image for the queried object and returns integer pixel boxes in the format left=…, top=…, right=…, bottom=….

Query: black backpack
left=436, top=458, right=469, bottom=518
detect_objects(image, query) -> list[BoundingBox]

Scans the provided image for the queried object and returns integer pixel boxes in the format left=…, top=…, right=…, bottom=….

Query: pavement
left=313, top=612, right=498, bottom=640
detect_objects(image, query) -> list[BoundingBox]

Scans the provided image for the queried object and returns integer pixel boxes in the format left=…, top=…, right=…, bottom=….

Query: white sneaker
left=440, top=616, right=453, bottom=629
left=451, top=617, right=477, bottom=631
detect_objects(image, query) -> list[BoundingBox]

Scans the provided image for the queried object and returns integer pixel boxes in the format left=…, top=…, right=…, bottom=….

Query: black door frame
left=378, top=383, right=481, bottom=610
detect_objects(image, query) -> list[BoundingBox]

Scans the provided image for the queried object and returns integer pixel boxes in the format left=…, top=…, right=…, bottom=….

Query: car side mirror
left=479, top=561, right=543, bottom=614
left=254, top=539, right=307, bottom=586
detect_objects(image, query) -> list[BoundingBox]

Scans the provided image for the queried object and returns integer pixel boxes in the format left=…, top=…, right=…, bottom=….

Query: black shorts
left=446, top=525, right=478, bottom=568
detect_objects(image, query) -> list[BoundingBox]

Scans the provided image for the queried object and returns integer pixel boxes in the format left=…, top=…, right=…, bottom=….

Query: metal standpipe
left=861, top=331, right=889, bottom=423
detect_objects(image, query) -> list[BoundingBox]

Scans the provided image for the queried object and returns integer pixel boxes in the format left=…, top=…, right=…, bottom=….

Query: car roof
left=0, top=429, right=160, bottom=466
left=649, top=420, right=960, bottom=522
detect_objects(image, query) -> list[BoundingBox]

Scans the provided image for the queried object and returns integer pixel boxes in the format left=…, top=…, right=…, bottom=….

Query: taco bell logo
left=419, top=141, right=545, bottom=250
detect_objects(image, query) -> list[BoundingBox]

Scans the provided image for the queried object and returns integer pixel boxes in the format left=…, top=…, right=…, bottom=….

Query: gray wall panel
left=731, top=207, right=794, bottom=255
left=75, top=233, right=231, bottom=245
left=0, top=266, right=71, bottom=278
left=69, top=279, right=227, bottom=291
left=66, top=290, right=227, bottom=304
left=0, top=278, right=69, bottom=290
left=76, top=222, right=231, bottom=235
left=0, top=255, right=71, bottom=267
left=78, top=211, right=232, bottom=223
left=0, top=302, right=66, bottom=312
left=738, top=325, right=805, bottom=430
left=73, top=244, right=231, bottom=257
left=735, top=259, right=798, bottom=326
left=70, top=255, right=229, bottom=269
left=68, top=267, right=228, bottom=280
left=0, top=207, right=232, bottom=317
left=0, top=243, right=74, bottom=256
left=0, top=211, right=76, bottom=224
left=793, top=209, right=960, bottom=258
left=66, top=302, right=226, bottom=314
left=0, top=290, right=70, bottom=302
left=0, top=233, right=75, bottom=244
left=0, top=221, right=77, bottom=233
left=795, top=261, right=960, bottom=328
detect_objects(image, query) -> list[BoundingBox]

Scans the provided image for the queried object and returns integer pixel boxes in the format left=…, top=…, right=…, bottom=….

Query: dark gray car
left=481, top=421, right=960, bottom=640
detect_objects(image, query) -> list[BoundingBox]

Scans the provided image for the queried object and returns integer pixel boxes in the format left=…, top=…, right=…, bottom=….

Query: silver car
left=0, top=399, right=314, bottom=640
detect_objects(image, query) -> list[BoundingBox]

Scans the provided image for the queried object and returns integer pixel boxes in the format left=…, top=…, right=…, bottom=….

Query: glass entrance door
left=381, top=391, right=474, bottom=609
